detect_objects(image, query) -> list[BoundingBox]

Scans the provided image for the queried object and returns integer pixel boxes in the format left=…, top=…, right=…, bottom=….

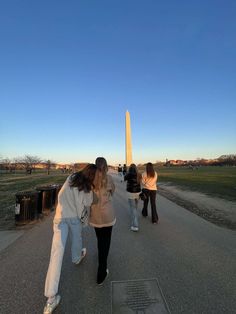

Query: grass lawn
left=1, top=166, right=236, bottom=218
left=156, top=166, right=236, bottom=201
left=0, top=170, right=68, bottom=212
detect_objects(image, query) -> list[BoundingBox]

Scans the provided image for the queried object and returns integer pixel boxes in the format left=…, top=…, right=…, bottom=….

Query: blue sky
left=0, top=0, right=235, bottom=165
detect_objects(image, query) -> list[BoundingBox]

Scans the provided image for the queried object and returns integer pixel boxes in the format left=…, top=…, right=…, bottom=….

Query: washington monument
left=125, top=110, right=133, bottom=166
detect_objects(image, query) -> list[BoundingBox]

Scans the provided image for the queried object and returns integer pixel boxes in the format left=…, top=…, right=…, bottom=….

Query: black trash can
left=36, top=186, right=56, bottom=215
left=15, top=191, right=40, bottom=225
left=50, top=184, right=63, bottom=208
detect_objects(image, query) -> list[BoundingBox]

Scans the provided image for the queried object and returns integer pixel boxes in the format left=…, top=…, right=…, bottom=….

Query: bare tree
left=11, top=157, right=20, bottom=173
left=20, top=155, right=42, bottom=174
left=218, top=154, right=236, bottom=166
left=0, top=157, right=11, bottom=173
left=44, top=159, right=56, bottom=175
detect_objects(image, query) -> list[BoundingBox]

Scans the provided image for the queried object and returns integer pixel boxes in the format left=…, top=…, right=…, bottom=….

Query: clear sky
left=0, top=0, right=235, bottom=165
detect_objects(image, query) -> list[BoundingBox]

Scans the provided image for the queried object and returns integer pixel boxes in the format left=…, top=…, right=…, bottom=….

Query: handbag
left=80, top=206, right=89, bottom=226
left=73, top=189, right=89, bottom=226
left=139, top=189, right=147, bottom=201
left=80, top=191, right=99, bottom=226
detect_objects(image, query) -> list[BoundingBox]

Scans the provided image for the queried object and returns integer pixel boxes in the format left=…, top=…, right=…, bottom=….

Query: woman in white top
left=43, top=164, right=97, bottom=314
left=141, top=162, right=158, bottom=224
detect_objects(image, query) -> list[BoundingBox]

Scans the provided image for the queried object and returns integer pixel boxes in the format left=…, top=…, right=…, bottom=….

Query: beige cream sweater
left=89, top=174, right=116, bottom=228
left=142, top=171, right=158, bottom=190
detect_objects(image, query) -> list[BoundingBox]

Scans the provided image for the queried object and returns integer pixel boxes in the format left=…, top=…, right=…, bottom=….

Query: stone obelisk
left=125, top=110, right=133, bottom=166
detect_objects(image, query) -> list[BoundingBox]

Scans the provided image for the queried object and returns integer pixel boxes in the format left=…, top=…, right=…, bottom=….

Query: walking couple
left=124, top=162, right=158, bottom=232
left=43, top=157, right=115, bottom=314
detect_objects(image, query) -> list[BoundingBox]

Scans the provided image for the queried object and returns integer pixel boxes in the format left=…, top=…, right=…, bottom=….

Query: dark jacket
left=124, top=173, right=141, bottom=193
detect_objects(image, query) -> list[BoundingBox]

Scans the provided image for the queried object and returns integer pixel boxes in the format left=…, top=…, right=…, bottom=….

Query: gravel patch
left=158, top=183, right=236, bottom=230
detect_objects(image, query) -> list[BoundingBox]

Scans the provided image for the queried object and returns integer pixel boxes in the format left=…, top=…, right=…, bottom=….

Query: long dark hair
left=146, top=162, right=155, bottom=178
left=128, top=163, right=141, bottom=182
left=93, top=157, right=108, bottom=190
left=69, top=164, right=97, bottom=192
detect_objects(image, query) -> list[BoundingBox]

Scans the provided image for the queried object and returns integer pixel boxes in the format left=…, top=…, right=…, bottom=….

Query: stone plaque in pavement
left=111, top=278, right=170, bottom=314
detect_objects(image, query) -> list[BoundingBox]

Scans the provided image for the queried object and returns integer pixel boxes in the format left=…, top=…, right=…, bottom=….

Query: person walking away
left=117, top=164, right=122, bottom=176
left=141, top=162, right=158, bottom=224
left=89, top=157, right=116, bottom=285
left=43, top=164, right=97, bottom=314
left=123, top=164, right=127, bottom=176
left=124, top=164, right=142, bottom=232
left=117, top=164, right=123, bottom=182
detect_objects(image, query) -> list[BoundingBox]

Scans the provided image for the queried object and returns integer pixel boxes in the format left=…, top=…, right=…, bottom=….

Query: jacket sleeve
left=141, top=172, right=146, bottom=184
left=74, top=190, right=93, bottom=217
left=82, top=191, right=93, bottom=207
left=108, top=175, right=115, bottom=195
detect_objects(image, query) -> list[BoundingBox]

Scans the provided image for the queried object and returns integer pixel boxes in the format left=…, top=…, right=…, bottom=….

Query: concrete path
left=0, top=230, right=24, bottom=252
left=0, top=173, right=235, bottom=314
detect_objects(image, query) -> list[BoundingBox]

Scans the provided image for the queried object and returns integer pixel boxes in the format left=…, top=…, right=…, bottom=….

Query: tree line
left=0, top=155, right=91, bottom=175
left=0, top=155, right=56, bottom=175
left=1, top=154, right=235, bottom=174
left=163, top=155, right=236, bottom=167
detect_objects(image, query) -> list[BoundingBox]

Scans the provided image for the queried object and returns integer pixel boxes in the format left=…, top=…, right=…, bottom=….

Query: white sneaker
left=75, top=248, right=86, bottom=265
left=130, top=226, right=139, bottom=232
left=43, top=295, right=61, bottom=314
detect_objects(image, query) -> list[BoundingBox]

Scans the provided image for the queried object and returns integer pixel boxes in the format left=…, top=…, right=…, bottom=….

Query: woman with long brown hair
left=43, top=164, right=97, bottom=314
left=89, top=157, right=115, bottom=285
left=124, top=163, right=142, bottom=231
left=141, top=162, right=158, bottom=224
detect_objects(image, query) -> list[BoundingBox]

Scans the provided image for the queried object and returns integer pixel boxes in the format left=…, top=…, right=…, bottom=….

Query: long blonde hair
left=93, top=157, right=108, bottom=191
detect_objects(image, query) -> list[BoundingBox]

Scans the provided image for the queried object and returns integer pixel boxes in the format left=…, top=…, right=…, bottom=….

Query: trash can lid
left=16, top=190, right=40, bottom=196
left=50, top=184, right=63, bottom=188
left=36, top=186, right=55, bottom=191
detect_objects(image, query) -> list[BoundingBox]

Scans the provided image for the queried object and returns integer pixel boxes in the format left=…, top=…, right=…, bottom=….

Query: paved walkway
left=0, top=230, right=24, bottom=252
left=0, top=174, right=235, bottom=314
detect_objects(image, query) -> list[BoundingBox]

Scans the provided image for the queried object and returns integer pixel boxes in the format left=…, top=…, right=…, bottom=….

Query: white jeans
left=44, top=217, right=83, bottom=298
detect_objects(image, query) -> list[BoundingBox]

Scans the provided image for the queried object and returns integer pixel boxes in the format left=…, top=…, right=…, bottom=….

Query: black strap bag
left=139, top=189, right=147, bottom=201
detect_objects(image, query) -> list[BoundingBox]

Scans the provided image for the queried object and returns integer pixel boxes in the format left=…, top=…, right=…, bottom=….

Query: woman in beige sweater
left=89, top=157, right=115, bottom=285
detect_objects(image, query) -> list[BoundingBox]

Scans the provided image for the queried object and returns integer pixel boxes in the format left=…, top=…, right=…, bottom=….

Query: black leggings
left=94, top=226, right=113, bottom=281
left=142, top=189, right=158, bottom=223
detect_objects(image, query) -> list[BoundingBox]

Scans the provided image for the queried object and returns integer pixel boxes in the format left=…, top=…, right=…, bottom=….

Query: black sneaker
left=97, top=269, right=109, bottom=285
left=142, top=209, right=147, bottom=217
